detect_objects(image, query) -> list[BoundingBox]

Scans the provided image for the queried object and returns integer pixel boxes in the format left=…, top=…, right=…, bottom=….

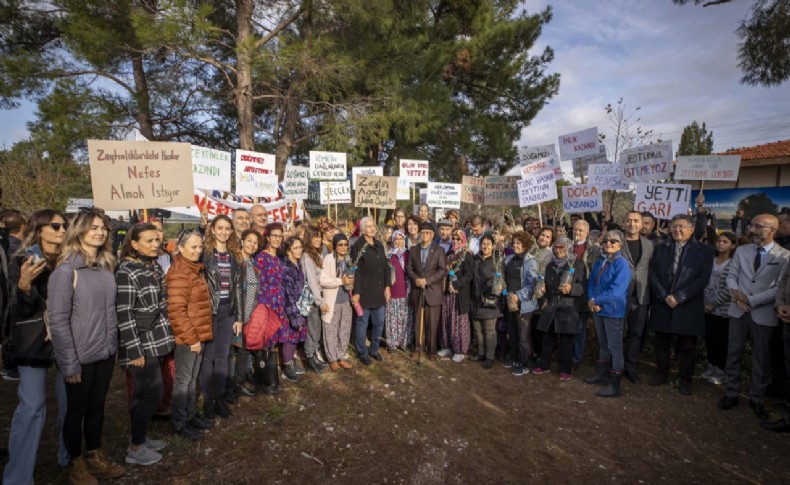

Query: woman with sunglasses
left=166, top=229, right=214, bottom=441
left=440, top=229, right=475, bottom=363
left=116, top=223, right=175, bottom=465
left=4, top=210, right=71, bottom=484
left=385, top=230, right=412, bottom=352
left=319, top=233, right=355, bottom=370
left=584, top=230, right=632, bottom=398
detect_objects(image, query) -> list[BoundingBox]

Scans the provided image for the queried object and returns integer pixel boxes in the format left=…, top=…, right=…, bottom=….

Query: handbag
left=10, top=315, right=53, bottom=362
left=134, top=309, right=161, bottom=332
left=296, top=283, right=314, bottom=317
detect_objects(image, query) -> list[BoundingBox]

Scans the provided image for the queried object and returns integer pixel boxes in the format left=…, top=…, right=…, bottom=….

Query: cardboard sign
left=558, top=127, right=599, bottom=160
left=235, top=149, right=276, bottom=196
left=427, top=182, right=462, bottom=209
left=355, top=176, right=397, bottom=209
left=518, top=144, right=558, bottom=166
left=397, top=178, right=411, bottom=200
left=461, top=176, right=486, bottom=204
left=634, top=182, right=691, bottom=219
left=621, top=141, right=673, bottom=182
left=517, top=169, right=558, bottom=207
left=282, top=165, right=309, bottom=200
left=520, top=155, right=562, bottom=178
left=561, top=184, right=602, bottom=213
left=309, top=151, right=347, bottom=180
left=484, top=176, right=519, bottom=206
left=574, top=145, right=608, bottom=178
left=674, top=155, right=741, bottom=181
left=587, top=163, right=629, bottom=190
left=319, top=181, right=351, bottom=204
left=191, top=146, right=231, bottom=192
left=88, top=140, right=194, bottom=210
left=399, top=159, right=430, bottom=183
left=351, top=166, right=383, bottom=189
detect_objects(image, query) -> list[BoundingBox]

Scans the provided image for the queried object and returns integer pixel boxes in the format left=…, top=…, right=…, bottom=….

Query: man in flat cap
left=407, top=222, right=447, bottom=360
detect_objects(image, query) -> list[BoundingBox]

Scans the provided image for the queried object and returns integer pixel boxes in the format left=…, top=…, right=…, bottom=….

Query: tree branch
left=254, top=6, right=305, bottom=49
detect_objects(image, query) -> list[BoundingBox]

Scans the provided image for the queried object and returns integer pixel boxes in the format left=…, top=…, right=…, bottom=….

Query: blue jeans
left=573, top=311, right=590, bottom=363
left=594, top=315, right=625, bottom=372
left=4, top=366, right=69, bottom=485
left=355, top=305, right=385, bottom=358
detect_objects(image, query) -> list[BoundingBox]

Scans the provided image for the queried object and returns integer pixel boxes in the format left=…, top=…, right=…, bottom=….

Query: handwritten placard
left=518, top=144, right=558, bottom=166
left=461, top=176, right=486, bottom=205
left=674, top=155, right=741, bottom=181
left=256, top=175, right=279, bottom=199
left=621, top=141, right=673, bottom=182
left=634, top=182, right=691, bottom=219
left=587, top=163, right=628, bottom=190
left=355, top=176, right=397, bottom=209
left=521, top=155, right=562, bottom=178
left=282, top=166, right=309, bottom=199
left=399, top=159, right=430, bottom=183
left=191, top=146, right=231, bottom=192
left=351, top=166, right=383, bottom=189
left=558, top=127, right=599, bottom=160
left=319, top=181, right=351, bottom=204
left=235, top=149, right=276, bottom=196
left=561, top=184, right=602, bottom=213
left=574, top=145, right=608, bottom=178
left=427, top=182, right=462, bottom=209
left=517, top=169, right=558, bottom=207
left=88, top=140, right=194, bottom=209
left=397, top=178, right=411, bottom=200
left=309, top=151, right=347, bottom=180
left=484, top=176, right=519, bottom=206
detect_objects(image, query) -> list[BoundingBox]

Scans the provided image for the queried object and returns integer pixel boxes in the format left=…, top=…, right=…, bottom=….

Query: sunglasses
left=603, top=239, right=621, bottom=245
left=48, top=222, right=68, bottom=231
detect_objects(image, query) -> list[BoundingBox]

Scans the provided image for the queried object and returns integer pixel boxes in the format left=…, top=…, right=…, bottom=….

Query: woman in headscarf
left=384, top=230, right=412, bottom=351
left=439, top=229, right=475, bottom=362
left=319, top=233, right=355, bottom=370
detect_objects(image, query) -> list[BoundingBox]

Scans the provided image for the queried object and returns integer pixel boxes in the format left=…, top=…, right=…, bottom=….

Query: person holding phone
left=116, top=223, right=175, bottom=466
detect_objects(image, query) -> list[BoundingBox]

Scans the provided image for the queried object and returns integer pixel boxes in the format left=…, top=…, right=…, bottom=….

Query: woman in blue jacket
left=584, top=230, right=632, bottom=398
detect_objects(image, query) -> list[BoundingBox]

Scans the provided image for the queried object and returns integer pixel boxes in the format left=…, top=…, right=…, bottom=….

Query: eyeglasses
left=752, top=223, right=774, bottom=230
left=554, top=245, right=566, bottom=250
left=670, top=225, right=691, bottom=231
left=268, top=233, right=284, bottom=239
left=49, top=222, right=68, bottom=231
left=603, top=239, right=621, bottom=245
left=336, top=242, right=349, bottom=247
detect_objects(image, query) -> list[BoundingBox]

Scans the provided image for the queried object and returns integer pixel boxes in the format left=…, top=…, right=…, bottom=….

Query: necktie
left=754, top=247, right=764, bottom=272
left=673, top=244, right=683, bottom=275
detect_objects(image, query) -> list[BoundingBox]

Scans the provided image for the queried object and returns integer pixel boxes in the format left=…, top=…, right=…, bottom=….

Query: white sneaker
left=437, top=349, right=452, bottom=358
left=701, top=364, right=715, bottom=379
left=144, top=438, right=167, bottom=451
left=125, top=444, right=162, bottom=466
left=451, top=353, right=465, bottom=363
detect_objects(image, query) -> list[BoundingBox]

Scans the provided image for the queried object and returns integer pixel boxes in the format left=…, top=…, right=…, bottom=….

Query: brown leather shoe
left=338, top=360, right=353, bottom=369
left=329, top=362, right=340, bottom=371
left=85, top=449, right=125, bottom=479
left=69, top=456, right=99, bottom=485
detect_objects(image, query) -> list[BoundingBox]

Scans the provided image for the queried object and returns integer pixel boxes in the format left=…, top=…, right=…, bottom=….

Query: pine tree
left=677, top=121, right=714, bottom=156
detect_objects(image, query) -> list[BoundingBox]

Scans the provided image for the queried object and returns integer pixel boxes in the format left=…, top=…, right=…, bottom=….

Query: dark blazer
left=620, top=236, right=654, bottom=306
left=444, top=251, right=475, bottom=314
left=537, top=259, right=587, bottom=334
left=406, top=242, right=447, bottom=307
left=648, top=238, right=714, bottom=336
left=350, top=237, right=391, bottom=309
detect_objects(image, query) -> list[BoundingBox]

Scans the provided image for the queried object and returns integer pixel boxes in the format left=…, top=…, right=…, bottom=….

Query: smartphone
left=25, top=244, right=45, bottom=263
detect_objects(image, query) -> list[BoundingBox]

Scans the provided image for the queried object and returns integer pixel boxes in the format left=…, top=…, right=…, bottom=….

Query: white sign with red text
left=621, top=141, right=673, bottom=182
left=235, top=149, right=276, bottom=196
left=562, top=184, right=603, bottom=213
left=558, top=127, right=599, bottom=160
left=309, top=151, right=347, bottom=180
left=399, top=159, right=430, bottom=183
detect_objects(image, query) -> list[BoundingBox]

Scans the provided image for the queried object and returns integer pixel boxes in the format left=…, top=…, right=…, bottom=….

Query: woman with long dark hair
left=255, top=223, right=288, bottom=386
left=300, top=225, right=328, bottom=373
left=319, top=233, right=355, bottom=370
left=470, top=234, right=504, bottom=369
left=279, top=236, right=309, bottom=382
left=702, top=231, right=736, bottom=385
left=233, top=229, right=262, bottom=395
left=116, top=223, right=175, bottom=465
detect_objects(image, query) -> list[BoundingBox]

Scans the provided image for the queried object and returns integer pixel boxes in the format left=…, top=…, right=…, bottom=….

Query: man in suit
left=406, top=222, right=447, bottom=360
left=621, top=211, right=655, bottom=384
left=718, top=213, right=790, bottom=418
left=648, top=214, right=714, bottom=396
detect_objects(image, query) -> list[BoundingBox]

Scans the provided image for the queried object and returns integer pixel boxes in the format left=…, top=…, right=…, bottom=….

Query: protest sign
left=558, top=127, right=599, bottom=160
left=427, top=183, right=462, bottom=209
left=319, top=181, right=352, bottom=204
left=88, top=140, right=194, bottom=210
left=282, top=165, right=309, bottom=199
left=461, top=176, right=486, bottom=205
left=621, top=141, right=673, bottom=182
left=255, top=175, right=279, bottom=199
left=674, top=155, right=741, bottom=181
left=561, top=184, right=602, bottom=213
left=399, top=159, right=430, bottom=183
left=520, top=155, right=563, bottom=178
left=172, top=189, right=304, bottom=223
left=634, top=182, right=691, bottom=219
left=484, top=176, right=519, bottom=206
left=419, top=188, right=427, bottom=205
left=574, top=145, right=608, bottom=178
left=235, top=149, right=275, bottom=196
left=191, top=146, right=231, bottom=192
left=518, top=144, right=558, bottom=166
left=351, top=166, right=384, bottom=189
left=517, top=169, right=558, bottom=207
left=587, top=163, right=629, bottom=190
left=309, top=151, right=347, bottom=180
left=355, top=176, right=397, bottom=209
left=397, top=178, right=411, bottom=200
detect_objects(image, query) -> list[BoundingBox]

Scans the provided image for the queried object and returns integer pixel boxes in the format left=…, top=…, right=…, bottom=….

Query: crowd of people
left=1, top=199, right=790, bottom=484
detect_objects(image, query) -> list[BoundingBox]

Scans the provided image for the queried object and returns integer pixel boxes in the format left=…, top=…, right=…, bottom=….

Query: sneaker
left=125, top=444, right=162, bottom=466
left=437, top=349, right=453, bottom=358
left=176, top=424, right=202, bottom=441
left=512, top=365, right=529, bottom=377
left=559, top=372, right=572, bottom=382
left=85, top=449, right=125, bottom=479
left=482, top=359, right=493, bottom=369
left=281, top=362, right=299, bottom=382
left=293, top=359, right=306, bottom=375
left=701, top=364, right=715, bottom=379
left=69, top=456, right=99, bottom=485
left=451, top=353, right=465, bottom=363
left=708, top=374, right=724, bottom=385
left=143, top=438, right=167, bottom=452
left=532, top=367, right=549, bottom=375
left=370, top=353, right=384, bottom=362
left=470, top=355, right=485, bottom=362
left=315, top=350, right=327, bottom=363
left=502, top=360, right=517, bottom=369
left=1, top=369, right=20, bottom=381
left=189, top=415, right=214, bottom=430
left=359, top=356, right=372, bottom=366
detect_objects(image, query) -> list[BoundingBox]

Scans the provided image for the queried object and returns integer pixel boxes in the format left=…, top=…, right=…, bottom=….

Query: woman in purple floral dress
left=385, top=230, right=412, bottom=351
left=440, top=229, right=475, bottom=362
left=280, top=237, right=308, bottom=382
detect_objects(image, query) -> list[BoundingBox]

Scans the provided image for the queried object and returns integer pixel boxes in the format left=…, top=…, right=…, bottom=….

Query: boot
left=69, top=456, right=99, bottom=485
left=596, top=372, right=622, bottom=398
left=215, top=399, right=232, bottom=418
left=203, top=399, right=216, bottom=420
left=84, top=449, right=125, bottom=479
left=306, top=356, right=324, bottom=374
left=583, top=362, right=610, bottom=385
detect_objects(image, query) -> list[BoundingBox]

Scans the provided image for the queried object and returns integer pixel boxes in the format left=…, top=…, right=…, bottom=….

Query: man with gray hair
left=571, top=219, right=600, bottom=367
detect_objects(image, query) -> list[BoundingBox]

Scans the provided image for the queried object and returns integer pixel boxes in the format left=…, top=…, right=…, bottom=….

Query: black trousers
left=63, top=355, right=115, bottom=459
left=540, top=325, right=574, bottom=374
left=127, top=355, right=163, bottom=446
left=624, top=303, right=649, bottom=374
left=416, top=305, right=441, bottom=356
left=654, top=332, right=697, bottom=382
left=704, top=313, right=729, bottom=370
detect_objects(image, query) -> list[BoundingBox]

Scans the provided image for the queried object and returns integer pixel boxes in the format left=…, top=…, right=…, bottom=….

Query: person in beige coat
left=319, top=234, right=355, bottom=370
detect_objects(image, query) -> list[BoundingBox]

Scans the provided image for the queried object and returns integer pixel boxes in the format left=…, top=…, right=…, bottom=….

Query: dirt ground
left=2, top=348, right=790, bottom=485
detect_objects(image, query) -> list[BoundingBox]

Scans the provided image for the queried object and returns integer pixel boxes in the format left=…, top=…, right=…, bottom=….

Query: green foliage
left=677, top=120, right=714, bottom=156
left=739, top=192, right=778, bottom=218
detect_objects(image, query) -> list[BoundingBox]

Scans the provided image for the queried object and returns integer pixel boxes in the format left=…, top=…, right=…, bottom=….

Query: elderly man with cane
left=407, top=222, right=447, bottom=362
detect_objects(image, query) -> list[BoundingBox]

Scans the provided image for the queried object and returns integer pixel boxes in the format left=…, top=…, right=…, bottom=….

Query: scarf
left=552, top=236, right=572, bottom=270
left=448, top=230, right=468, bottom=270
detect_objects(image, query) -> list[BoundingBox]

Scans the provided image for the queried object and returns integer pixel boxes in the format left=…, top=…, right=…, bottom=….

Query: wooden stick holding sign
left=537, top=203, right=542, bottom=226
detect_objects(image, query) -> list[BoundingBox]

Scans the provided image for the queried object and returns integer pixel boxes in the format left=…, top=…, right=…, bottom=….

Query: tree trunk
left=130, top=52, right=154, bottom=140
left=274, top=95, right=300, bottom=178
left=236, top=0, right=255, bottom=150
